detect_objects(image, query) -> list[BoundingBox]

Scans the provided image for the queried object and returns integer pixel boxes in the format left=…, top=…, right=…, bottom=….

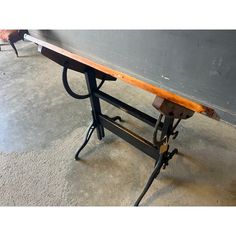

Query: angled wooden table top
left=25, top=30, right=236, bottom=126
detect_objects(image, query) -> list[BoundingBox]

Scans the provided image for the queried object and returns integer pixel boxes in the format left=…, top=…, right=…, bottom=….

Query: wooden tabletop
left=25, top=33, right=218, bottom=120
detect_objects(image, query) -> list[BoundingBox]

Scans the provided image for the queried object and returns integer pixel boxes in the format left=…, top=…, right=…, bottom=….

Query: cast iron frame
left=39, top=46, right=185, bottom=206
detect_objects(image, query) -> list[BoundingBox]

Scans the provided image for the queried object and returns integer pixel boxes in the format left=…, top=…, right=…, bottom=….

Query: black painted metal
left=161, top=116, right=175, bottom=141
left=66, top=67, right=180, bottom=205
left=62, top=62, right=105, bottom=100
left=134, top=153, right=164, bottom=206
left=134, top=145, right=178, bottom=206
left=37, top=46, right=182, bottom=206
left=9, top=41, right=18, bottom=57
left=85, top=69, right=104, bottom=140
left=62, top=62, right=90, bottom=99
left=99, top=114, right=160, bottom=161
left=153, top=114, right=164, bottom=147
left=95, top=90, right=160, bottom=128
left=39, top=46, right=117, bottom=82
left=75, top=121, right=96, bottom=160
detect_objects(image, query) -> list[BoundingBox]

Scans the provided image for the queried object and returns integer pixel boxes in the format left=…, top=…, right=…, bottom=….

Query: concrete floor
left=0, top=42, right=236, bottom=206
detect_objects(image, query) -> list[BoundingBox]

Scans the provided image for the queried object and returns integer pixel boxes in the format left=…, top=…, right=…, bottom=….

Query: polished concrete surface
left=0, top=42, right=236, bottom=206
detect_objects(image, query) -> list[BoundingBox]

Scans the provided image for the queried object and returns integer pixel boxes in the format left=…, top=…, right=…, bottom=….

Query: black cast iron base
left=39, top=46, right=193, bottom=206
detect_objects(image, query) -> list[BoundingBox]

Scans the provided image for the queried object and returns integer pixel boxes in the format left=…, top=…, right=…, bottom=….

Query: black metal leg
left=134, top=147, right=179, bottom=206
left=74, top=115, right=123, bottom=160
left=74, top=69, right=105, bottom=160
left=163, top=148, right=178, bottom=169
left=38, top=47, right=189, bottom=207
left=75, top=121, right=96, bottom=160
left=85, top=69, right=104, bottom=139
left=134, top=115, right=179, bottom=206
left=9, top=40, right=18, bottom=57
left=134, top=153, right=164, bottom=206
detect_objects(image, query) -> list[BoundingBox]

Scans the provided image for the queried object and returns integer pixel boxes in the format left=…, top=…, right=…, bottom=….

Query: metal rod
left=95, top=90, right=161, bottom=128
left=85, top=69, right=105, bottom=139
left=99, top=114, right=160, bottom=160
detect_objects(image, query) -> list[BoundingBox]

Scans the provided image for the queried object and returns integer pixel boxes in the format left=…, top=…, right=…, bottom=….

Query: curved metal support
left=135, top=113, right=180, bottom=206
left=9, top=40, right=18, bottom=57
left=152, top=114, right=165, bottom=147
left=153, top=115, right=182, bottom=145
left=75, top=121, right=96, bottom=160
left=163, top=148, right=178, bottom=169
left=171, top=118, right=181, bottom=139
left=134, top=147, right=179, bottom=206
left=134, top=153, right=164, bottom=206
left=103, top=115, right=123, bottom=123
left=62, top=62, right=105, bottom=100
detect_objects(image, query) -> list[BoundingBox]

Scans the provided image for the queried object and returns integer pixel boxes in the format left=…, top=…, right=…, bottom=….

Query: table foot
left=9, top=40, right=18, bottom=57
left=75, top=121, right=96, bottom=160
left=134, top=148, right=178, bottom=206
left=134, top=153, right=164, bottom=206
